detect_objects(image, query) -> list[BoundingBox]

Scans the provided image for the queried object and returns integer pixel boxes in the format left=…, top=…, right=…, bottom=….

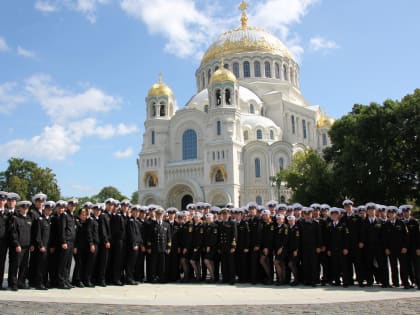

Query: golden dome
left=317, top=113, right=335, bottom=128
left=201, top=26, right=294, bottom=65
left=210, top=64, right=237, bottom=84
left=148, top=74, right=173, bottom=97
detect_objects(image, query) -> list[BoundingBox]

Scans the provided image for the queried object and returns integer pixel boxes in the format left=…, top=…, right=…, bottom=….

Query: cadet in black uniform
left=203, top=213, right=218, bottom=282
left=148, top=208, right=171, bottom=283
left=190, top=212, right=204, bottom=281
left=326, top=208, right=350, bottom=287
left=125, top=205, right=143, bottom=285
left=0, top=191, right=9, bottom=289
left=360, top=203, right=387, bottom=287
left=134, top=206, right=147, bottom=283
left=28, top=193, right=46, bottom=288
left=179, top=211, right=193, bottom=282
left=8, top=201, right=32, bottom=291
left=247, top=202, right=262, bottom=284
left=401, top=205, right=420, bottom=289
left=273, top=214, right=288, bottom=285
left=218, top=208, right=237, bottom=285
left=286, top=215, right=300, bottom=285
left=383, top=206, right=410, bottom=288
left=299, top=207, right=322, bottom=286
left=95, top=200, right=111, bottom=286
left=109, top=199, right=125, bottom=285
left=260, top=209, right=274, bottom=285
left=34, top=200, right=54, bottom=290
left=165, top=207, right=180, bottom=282
left=233, top=208, right=250, bottom=283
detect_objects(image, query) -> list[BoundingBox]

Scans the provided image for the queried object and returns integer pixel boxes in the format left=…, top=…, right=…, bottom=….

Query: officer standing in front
left=0, top=191, right=9, bottom=289
left=218, top=208, right=237, bottom=285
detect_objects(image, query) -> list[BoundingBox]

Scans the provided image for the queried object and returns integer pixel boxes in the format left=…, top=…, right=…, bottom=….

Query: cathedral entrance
left=181, top=194, right=193, bottom=210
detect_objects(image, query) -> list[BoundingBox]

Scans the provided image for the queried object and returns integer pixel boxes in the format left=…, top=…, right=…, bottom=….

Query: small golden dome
left=210, top=65, right=237, bottom=84
left=317, top=112, right=335, bottom=128
left=148, top=74, right=173, bottom=97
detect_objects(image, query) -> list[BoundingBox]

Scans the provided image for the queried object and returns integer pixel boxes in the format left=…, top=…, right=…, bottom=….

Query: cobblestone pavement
left=0, top=298, right=419, bottom=315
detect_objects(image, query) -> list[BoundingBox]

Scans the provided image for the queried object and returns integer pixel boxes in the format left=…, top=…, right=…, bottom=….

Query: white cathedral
left=137, top=3, right=334, bottom=210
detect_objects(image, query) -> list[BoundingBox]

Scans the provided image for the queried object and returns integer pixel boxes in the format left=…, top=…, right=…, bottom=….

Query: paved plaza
left=0, top=283, right=418, bottom=314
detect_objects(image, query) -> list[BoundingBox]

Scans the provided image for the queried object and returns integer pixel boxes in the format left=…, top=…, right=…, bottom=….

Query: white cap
left=17, top=200, right=31, bottom=208
left=275, top=214, right=285, bottom=219
left=261, top=209, right=271, bottom=215
left=205, top=213, right=214, bottom=219
left=186, top=203, right=196, bottom=210
left=32, top=193, right=47, bottom=202
left=287, top=215, right=296, bottom=221
left=44, top=201, right=56, bottom=208
left=365, top=202, right=377, bottom=210
left=266, top=200, right=278, bottom=208
left=56, top=200, right=68, bottom=207
left=342, top=199, right=353, bottom=206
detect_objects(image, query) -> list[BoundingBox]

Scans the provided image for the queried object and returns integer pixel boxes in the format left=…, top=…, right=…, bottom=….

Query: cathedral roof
left=241, top=113, right=278, bottom=130
left=148, top=74, right=173, bottom=97
left=210, top=65, right=237, bottom=84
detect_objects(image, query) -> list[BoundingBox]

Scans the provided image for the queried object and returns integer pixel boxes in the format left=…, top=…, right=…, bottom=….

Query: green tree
left=131, top=191, right=139, bottom=204
left=324, top=89, right=420, bottom=205
left=280, top=149, right=337, bottom=205
left=94, top=186, right=127, bottom=203
left=0, top=158, right=61, bottom=201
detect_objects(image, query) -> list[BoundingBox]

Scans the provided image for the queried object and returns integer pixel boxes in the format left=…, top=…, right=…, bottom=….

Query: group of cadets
left=0, top=190, right=419, bottom=291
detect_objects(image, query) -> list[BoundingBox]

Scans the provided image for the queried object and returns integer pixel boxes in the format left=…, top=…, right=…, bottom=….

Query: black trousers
left=330, top=250, right=350, bottom=285
left=365, top=246, right=387, bottom=285
left=221, top=250, right=235, bottom=283
left=301, top=247, right=318, bottom=285
left=48, top=248, right=58, bottom=287
left=151, top=251, right=167, bottom=282
left=0, top=239, right=8, bottom=287
left=134, top=250, right=145, bottom=282
left=389, top=250, right=409, bottom=286
left=110, top=239, right=123, bottom=283
left=36, top=250, right=48, bottom=287
left=407, top=251, right=420, bottom=286
left=8, top=247, right=29, bottom=288
left=235, top=250, right=249, bottom=282
left=166, top=249, right=179, bottom=282
left=72, top=252, right=81, bottom=284
left=126, top=248, right=139, bottom=282
left=58, top=242, right=73, bottom=285
left=95, top=244, right=109, bottom=284
left=28, top=248, right=39, bottom=286
left=250, top=250, right=261, bottom=283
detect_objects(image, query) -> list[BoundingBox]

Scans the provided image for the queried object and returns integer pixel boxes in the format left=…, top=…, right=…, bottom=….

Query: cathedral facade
left=137, top=8, right=333, bottom=210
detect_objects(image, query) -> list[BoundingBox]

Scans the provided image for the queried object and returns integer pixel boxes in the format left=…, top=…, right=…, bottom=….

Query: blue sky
left=1, top=0, right=419, bottom=199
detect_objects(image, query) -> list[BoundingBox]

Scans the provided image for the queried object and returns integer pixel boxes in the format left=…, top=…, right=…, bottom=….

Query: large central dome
left=201, top=26, right=294, bottom=65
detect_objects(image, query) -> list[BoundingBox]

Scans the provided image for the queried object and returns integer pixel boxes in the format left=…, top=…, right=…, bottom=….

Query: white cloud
left=120, top=0, right=319, bottom=60
left=69, top=118, right=138, bottom=139
left=34, top=1, right=58, bottom=13
left=309, top=36, right=339, bottom=51
left=0, top=82, right=26, bottom=114
left=34, top=0, right=109, bottom=23
left=25, top=74, right=120, bottom=123
left=0, top=36, right=10, bottom=52
left=0, top=124, right=79, bottom=161
left=113, top=147, right=134, bottom=159
left=17, top=46, right=36, bottom=58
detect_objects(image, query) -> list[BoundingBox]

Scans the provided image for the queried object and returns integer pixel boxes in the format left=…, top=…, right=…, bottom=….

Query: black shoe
left=36, top=285, right=48, bottom=290
left=290, top=281, right=299, bottom=286
left=84, top=282, right=95, bottom=288
left=10, top=286, right=18, bottom=291
left=66, top=283, right=75, bottom=288
left=18, top=284, right=30, bottom=290
left=126, top=280, right=138, bottom=285
left=114, top=281, right=123, bottom=286
left=58, top=284, right=70, bottom=290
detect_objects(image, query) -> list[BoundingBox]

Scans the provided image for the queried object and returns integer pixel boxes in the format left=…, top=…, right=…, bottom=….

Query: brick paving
left=1, top=298, right=419, bottom=315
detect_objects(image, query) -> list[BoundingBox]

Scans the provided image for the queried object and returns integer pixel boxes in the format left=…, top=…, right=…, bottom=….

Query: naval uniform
left=148, top=220, right=171, bottom=283
left=235, top=219, right=250, bottom=282
left=218, top=219, right=237, bottom=284
left=95, top=211, right=111, bottom=286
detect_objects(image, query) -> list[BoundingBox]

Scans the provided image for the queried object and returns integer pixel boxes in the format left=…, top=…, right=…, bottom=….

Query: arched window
left=256, top=196, right=262, bottom=205
left=270, top=130, right=274, bottom=140
left=302, top=119, right=307, bottom=139
left=291, top=115, right=295, bottom=134
left=225, top=88, right=231, bottom=105
left=280, top=196, right=286, bottom=203
left=255, top=158, right=261, bottom=178
left=160, top=102, right=166, bottom=116
left=322, top=133, right=328, bottom=146
left=204, top=104, right=209, bottom=113
left=215, top=89, right=221, bottom=106
left=152, top=103, right=156, bottom=117
left=201, top=73, right=205, bottom=88
left=215, top=169, right=225, bottom=182
left=224, top=63, right=229, bottom=70
left=182, top=129, right=197, bottom=160
left=244, top=130, right=249, bottom=141
left=254, top=61, right=261, bottom=77
left=265, top=61, right=271, bottom=78
left=146, top=175, right=157, bottom=187
left=243, top=61, right=250, bottom=78
left=250, top=104, right=255, bottom=114
left=217, top=120, right=221, bottom=136
left=208, top=69, right=212, bottom=83
left=290, top=67, right=294, bottom=84
left=283, top=64, right=288, bottom=81
left=215, top=65, right=219, bottom=71
left=256, top=129, right=263, bottom=140
left=275, top=63, right=280, bottom=79
left=279, top=157, right=284, bottom=170
left=233, top=62, right=240, bottom=78
left=151, top=131, right=155, bottom=145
